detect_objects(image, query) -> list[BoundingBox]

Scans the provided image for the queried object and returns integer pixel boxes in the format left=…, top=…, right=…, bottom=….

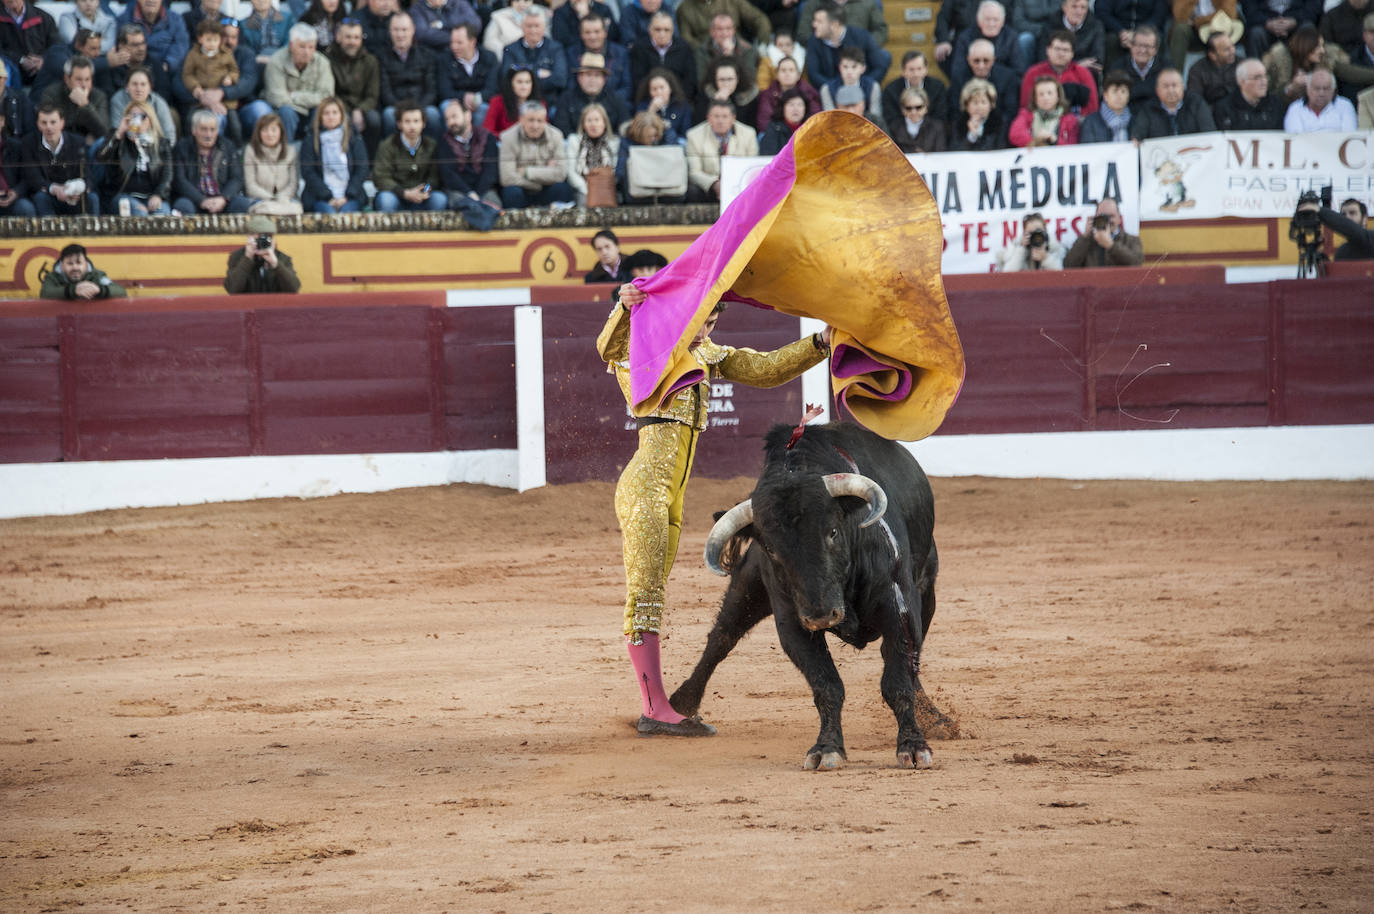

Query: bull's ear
left=719, top=528, right=757, bottom=572
left=721, top=526, right=756, bottom=554
left=834, top=494, right=869, bottom=519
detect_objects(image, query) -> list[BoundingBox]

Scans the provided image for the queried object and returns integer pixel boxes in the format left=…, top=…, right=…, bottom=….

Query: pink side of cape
left=624, top=150, right=798, bottom=409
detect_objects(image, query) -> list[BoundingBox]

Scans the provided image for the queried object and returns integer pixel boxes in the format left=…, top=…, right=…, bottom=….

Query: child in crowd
left=183, top=20, right=241, bottom=112
left=820, top=46, right=881, bottom=119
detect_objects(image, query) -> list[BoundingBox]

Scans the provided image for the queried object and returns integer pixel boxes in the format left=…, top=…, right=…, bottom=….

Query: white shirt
left=1283, top=96, right=1357, bottom=133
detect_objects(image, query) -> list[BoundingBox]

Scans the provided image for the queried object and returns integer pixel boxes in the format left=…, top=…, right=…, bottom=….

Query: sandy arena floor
left=2, top=474, right=1373, bottom=912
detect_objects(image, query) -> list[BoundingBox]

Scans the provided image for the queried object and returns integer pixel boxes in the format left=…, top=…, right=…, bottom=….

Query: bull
left=669, top=421, right=948, bottom=770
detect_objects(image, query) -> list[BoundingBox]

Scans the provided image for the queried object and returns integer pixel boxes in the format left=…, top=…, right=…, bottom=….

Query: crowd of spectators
left=928, top=0, right=1372, bottom=148
left=0, top=0, right=1369, bottom=223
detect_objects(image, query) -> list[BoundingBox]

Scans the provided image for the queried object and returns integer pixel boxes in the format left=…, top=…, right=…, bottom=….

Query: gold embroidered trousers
left=615, top=420, right=698, bottom=639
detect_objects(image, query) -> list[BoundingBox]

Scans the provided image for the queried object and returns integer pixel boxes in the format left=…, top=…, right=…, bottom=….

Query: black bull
left=670, top=421, right=951, bottom=770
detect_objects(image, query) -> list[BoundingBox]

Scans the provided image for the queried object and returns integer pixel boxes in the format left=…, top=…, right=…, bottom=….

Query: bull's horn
left=703, top=500, right=754, bottom=576
left=823, top=473, right=887, bottom=528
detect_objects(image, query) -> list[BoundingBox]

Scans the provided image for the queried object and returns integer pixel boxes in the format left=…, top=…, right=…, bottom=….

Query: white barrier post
left=800, top=316, right=830, bottom=424
left=514, top=304, right=546, bottom=492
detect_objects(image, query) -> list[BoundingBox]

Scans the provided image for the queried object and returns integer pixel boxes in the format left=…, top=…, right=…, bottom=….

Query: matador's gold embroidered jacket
left=595, top=303, right=826, bottom=429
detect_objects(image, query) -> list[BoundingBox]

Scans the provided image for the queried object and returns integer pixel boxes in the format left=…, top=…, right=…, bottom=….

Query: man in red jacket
left=1019, top=30, right=1099, bottom=114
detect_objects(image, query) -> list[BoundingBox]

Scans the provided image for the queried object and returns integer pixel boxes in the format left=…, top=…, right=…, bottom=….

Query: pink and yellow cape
left=624, top=110, right=965, bottom=442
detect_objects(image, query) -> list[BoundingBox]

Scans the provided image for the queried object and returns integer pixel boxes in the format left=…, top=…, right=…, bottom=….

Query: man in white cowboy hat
left=550, top=50, right=629, bottom=134
left=224, top=213, right=301, bottom=294
left=1168, top=0, right=1243, bottom=76
left=562, top=13, right=631, bottom=104
left=1185, top=22, right=1240, bottom=103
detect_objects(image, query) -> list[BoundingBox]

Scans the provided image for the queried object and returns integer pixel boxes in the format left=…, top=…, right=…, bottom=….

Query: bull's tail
left=919, top=542, right=938, bottom=639
left=901, top=586, right=920, bottom=684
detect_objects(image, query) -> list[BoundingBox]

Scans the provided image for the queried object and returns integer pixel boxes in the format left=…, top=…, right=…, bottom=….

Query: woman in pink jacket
left=1009, top=75, right=1080, bottom=147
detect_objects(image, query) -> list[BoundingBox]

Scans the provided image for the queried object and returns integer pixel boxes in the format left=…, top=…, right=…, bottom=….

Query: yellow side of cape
left=640, top=111, right=964, bottom=441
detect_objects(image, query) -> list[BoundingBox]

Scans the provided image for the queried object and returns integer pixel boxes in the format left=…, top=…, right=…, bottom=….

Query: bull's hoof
left=667, top=687, right=701, bottom=717
left=804, top=750, right=845, bottom=771
left=896, top=747, right=934, bottom=770
left=636, top=714, right=717, bottom=737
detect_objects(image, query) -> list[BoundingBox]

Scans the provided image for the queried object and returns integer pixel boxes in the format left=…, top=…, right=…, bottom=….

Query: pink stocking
left=626, top=633, right=686, bottom=723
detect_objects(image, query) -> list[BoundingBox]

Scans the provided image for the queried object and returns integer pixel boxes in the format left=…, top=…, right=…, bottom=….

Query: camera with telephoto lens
left=254, top=234, right=272, bottom=251
left=1291, top=185, right=1333, bottom=231
left=1289, top=185, right=1333, bottom=278
left=1027, top=228, right=1049, bottom=248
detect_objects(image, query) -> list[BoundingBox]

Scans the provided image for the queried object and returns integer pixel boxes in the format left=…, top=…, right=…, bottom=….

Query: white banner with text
left=720, top=143, right=1141, bottom=274
left=1139, top=131, right=1374, bottom=221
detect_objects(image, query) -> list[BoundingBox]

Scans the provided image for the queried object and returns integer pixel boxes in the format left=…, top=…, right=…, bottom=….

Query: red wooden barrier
left=1324, top=261, right=1374, bottom=280
left=2, top=274, right=1372, bottom=481
left=0, top=317, right=62, bottom=463
left=944, top=264, right=1228, bottom=292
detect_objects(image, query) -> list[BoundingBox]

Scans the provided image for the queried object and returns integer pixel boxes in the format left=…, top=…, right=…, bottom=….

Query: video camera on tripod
left=1290, top=185, right=1333, bottom=278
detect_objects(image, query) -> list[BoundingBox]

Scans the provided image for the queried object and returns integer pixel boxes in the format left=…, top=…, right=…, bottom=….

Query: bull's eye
left=827, top=527, right=839, bottom=544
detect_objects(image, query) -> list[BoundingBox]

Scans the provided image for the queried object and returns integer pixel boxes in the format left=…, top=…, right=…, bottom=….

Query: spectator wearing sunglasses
left=886, top=85, right=947, bottom=151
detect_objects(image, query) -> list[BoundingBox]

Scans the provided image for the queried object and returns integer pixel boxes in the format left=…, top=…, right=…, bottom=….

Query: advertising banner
left=721, top=143, right=1140, bottom=274
left=1139, top=130, right=1374, bottom=220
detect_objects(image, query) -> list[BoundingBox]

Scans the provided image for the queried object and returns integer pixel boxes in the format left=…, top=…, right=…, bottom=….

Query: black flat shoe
left=636, top=714, right=717, bottom=737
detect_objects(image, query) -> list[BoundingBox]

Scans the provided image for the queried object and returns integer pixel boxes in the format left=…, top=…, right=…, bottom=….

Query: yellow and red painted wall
left=0, top=217, right=1367, bottom=299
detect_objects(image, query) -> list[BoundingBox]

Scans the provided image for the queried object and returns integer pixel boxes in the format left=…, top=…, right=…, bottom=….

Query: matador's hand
left=618, top=283, right=646, bottom=307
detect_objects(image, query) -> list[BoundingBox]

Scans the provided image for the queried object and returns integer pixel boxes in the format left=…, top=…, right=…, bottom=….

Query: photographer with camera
left=224, top=214, right=301, bottom=294
left=995, top=211, right=1067, bottom=271
left=1065, top=198, right=1144, bottom=268
left=1291, top=187, right=1373, bottom=275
